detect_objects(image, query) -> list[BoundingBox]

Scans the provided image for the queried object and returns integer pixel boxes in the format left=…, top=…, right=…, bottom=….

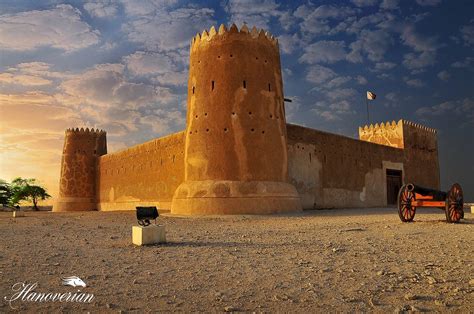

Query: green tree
left=10, top=177, right=51, bottom=210
left=0, top=179, right=12, bottom=206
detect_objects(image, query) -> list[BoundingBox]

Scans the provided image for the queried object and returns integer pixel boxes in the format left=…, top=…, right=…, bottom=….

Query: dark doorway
left=386, top=169, right=402, bottom=205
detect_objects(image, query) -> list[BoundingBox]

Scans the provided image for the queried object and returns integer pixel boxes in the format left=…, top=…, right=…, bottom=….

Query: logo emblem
left=62, top=276, right=87, bottom=287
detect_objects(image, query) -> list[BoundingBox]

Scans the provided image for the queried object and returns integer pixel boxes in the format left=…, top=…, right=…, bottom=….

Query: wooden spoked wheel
left=398, top=184, right=416, bottom=222
left=445, top=183, right=464, bottom=223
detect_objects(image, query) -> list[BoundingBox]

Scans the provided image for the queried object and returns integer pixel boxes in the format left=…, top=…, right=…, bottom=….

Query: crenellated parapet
left=359, top=119, right=437, bottom=150
left=190, top=24, right=278, bottom=53
left=359, top=120, right=404, bottom=148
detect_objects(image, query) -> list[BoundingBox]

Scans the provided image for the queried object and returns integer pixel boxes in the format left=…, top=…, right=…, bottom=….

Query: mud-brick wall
left=402, top=123, right=440, bottom=189
left=97, top=131, right=185, bottom=211
left=287, top=124, right=405, bottom=209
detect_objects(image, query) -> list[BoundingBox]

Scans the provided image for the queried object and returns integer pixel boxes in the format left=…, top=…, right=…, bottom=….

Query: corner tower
left=53, top=128, right=107, bottom=212
left=171, top=24, right=302, bottom=215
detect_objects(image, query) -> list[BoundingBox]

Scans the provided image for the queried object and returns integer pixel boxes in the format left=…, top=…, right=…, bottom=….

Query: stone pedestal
left=13, top=211, right=24, bottom=218
left=132, top=225, right=166, bottom=246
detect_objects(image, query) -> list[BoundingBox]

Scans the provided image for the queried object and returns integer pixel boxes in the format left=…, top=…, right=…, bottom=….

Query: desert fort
left=54, top=24, right=440, bottom=215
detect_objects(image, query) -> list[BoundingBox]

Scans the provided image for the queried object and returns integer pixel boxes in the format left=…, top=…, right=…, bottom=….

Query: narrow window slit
left=243, top=80, right=246, bottom=89
left=268, top=83, right=271, bottom=91
left=212, top=81, right=215, bottom=90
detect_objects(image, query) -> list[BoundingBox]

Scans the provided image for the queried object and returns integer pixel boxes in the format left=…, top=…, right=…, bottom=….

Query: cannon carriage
left=398, top=183, right=464, bottom=223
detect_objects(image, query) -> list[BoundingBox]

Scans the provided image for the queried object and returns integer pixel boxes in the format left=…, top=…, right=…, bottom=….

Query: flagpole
left=366, top=96, right=369, bottom=125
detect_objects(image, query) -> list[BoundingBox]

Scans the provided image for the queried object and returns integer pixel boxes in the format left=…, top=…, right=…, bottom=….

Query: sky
left=0, top=0, right=473, bottom=203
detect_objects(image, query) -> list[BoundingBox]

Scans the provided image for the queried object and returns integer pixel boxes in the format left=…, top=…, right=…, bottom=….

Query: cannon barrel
left=406, top=183, right=447, bottom=201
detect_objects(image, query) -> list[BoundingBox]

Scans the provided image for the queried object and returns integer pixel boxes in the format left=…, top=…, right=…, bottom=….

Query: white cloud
left=278, top=34, right=300, bottom=54
left=123, top=7, right=215, bottom=51
left=299, top=41, right=347, bottom=64
left=415, top=0, right=442, bottom=6
left=0, top=5, right=100, bottom=51
left=296, top=4, right=357, bottom=35
left=347, top=29, right=393, bottom=62
left=120, top=0, right=178, bottom=16
left=84, top=1, right=118, bottom=18
left=223, top=0, right=281, bottom=30
left=305, top=65, right=337, bottom=84
left=437, top=70, right=450, bottom=81
left=124, top=51, right=177, bottom=76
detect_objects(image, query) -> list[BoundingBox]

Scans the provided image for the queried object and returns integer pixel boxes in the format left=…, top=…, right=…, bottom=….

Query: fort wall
left=287, top=124, right=405, bottom=209
left=97, top=131, right=185, bottom=211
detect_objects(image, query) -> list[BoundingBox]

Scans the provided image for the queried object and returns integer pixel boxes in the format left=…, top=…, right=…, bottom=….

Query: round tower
left=53, top=128, right=107, bottom=212
left=171, top=24, right=302, bottom=215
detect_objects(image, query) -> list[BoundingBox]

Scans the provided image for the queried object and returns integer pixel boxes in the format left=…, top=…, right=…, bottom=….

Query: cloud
left=437, top=70, right=450, bottom=81
left=305, top=65, right=337, bottom=84
left=299, top=41, right=348, bottom=64
left=402, top=51, right=436, bottom=69
left=324, top=76, right=352, bottom=89
left=296, top=4, right=357, bottom=36
left=351, top=0, right=378, bottom=7
left=123, top=6, right=215, bottom=51
left=404, top=77, right=424, bottom=87
left=415, top=0, right=442, bottom=6
left=223, top=0, right=282, bottom=30
left=84, top=1, right=118, bottom=18
left=124, top=51, right=177, bottom=76
left=0, top=73, right=52, bottom=86
left=451, top=57, right=473, bottom=68
left=347, top=29, right=393, bottom=62
left=120, top=0, right=178, bottom=16
left=278, top=34, right=300, bottom=54
left=356, top=75, right=368, bottom=85
left=152, top=72, right=187, bottom=86
left=374, top=62, right=397, bottom=71
left=416, top=98, right=474, bottom=120
left=380, top=0, right=400, bottom=10
left=461, top=24, right=474, bottom=46
left=0, top=5, right=100, bottom=51
left=311, top=99, right=354, bottom=121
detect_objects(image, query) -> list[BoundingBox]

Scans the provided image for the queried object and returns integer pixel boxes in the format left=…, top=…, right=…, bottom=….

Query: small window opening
left=243, top=80, right=246, bottom=89
left=212, top=81, right=215, bottom=90
left=192, top=86, right=195, bottom=94
left=268, top=83, right=271, bottom=91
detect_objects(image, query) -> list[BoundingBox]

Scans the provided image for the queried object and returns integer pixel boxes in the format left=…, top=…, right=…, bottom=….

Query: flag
left=367, top=91, right=376, bottom=100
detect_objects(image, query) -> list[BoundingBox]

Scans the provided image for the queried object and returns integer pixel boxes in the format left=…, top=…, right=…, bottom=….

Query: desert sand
left=0, top=208, right=473, bottom=312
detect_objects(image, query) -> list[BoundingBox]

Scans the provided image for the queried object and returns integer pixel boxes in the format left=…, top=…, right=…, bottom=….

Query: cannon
left=397, top=183, right=464, bottom=223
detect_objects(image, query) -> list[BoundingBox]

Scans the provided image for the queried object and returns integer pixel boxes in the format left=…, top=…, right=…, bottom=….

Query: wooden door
left=386, top=169, right=402, bottom=205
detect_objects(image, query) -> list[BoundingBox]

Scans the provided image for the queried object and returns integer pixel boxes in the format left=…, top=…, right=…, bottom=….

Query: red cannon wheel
left=398, top=184, right=416, bottom=222
left=445, top=183, right=464, bottom=223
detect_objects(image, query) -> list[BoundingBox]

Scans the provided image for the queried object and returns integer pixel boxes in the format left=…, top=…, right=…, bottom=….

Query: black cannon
left=397, top=183, right=464, bottom=223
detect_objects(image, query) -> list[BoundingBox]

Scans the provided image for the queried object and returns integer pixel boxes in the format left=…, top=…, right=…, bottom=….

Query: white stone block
left=132, top=225, right=166, bottom=246
left=13, top=211, right=25, bottom=218
left=471, top=205, right=474, bottom=214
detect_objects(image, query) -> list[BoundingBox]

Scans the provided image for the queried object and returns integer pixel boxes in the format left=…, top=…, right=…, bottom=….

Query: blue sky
left=0, top=0, right=473, bottom=200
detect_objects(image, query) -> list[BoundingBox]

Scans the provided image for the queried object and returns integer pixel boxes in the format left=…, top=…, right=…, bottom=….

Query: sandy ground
left=0, top=208, right=473, bottom=312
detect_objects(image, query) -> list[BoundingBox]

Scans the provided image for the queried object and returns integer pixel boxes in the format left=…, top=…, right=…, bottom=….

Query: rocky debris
left=404, top=293, right=418, bottom=301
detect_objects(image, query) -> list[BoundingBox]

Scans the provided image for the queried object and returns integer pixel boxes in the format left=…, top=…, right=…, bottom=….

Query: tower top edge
left=65, top=127, right=107, bottom=135
left=191, top=24, right=278, bottom=51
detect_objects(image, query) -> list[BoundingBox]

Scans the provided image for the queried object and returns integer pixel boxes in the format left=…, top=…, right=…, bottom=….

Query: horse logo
left=61, top=276, right=87, bottom=287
